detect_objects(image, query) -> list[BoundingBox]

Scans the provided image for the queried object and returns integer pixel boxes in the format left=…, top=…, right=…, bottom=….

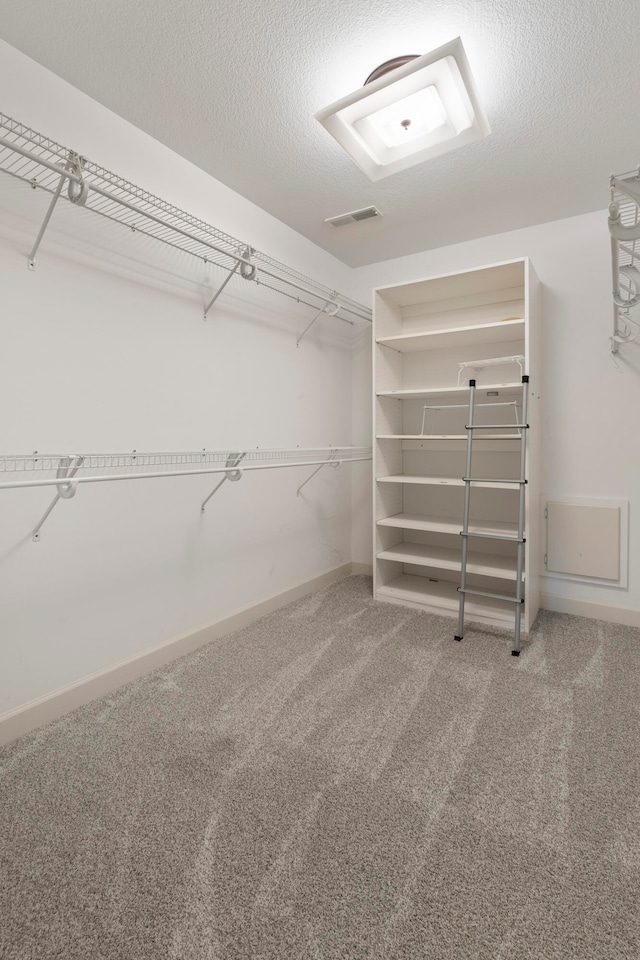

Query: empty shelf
left=376, top=319, right=525, bottom=353
left=376, top=434, right=522, bottom=441
left=377, top=543, right=519, bottom=580
left=376, top=382, right=522, bottom=401
left=378, top=475, right=464, bottom=487
left=377, top=513, right=518, bottom=536
left=377, top=434, right=466, bottom=440
left=401, top=438, right=521, bottom=453
left=376, top=574, right=515, bottom=623
left=376, top=475, right=521, bottom=490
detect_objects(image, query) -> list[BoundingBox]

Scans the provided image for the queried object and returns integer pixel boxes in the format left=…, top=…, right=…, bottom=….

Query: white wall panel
left=546, top=499, right=627, bottom=585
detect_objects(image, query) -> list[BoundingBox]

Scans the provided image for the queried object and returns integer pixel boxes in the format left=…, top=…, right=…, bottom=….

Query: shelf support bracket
left=28, top=171, right=66, bottom=271
left=296, top=298, right=340, bottom=347
left=203, top=246, right=256, bottom=320
left=203, top=260, right=241, bottom=319
left=32, top=455, right=84, bottom=541
left=28, top=152, right=88, bottom=270
left=200, top=452, right=246, bottom=513
left=296, top=449, right=341, bottom=496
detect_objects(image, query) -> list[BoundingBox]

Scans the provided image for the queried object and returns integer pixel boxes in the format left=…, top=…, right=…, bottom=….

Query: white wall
left=0, top=42, right=363, bottom=718
left=352, top=210, right=640, bottom=619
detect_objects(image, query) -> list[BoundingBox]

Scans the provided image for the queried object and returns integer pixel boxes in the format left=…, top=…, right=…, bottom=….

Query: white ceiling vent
left=325, top=206, right=382, bottom=227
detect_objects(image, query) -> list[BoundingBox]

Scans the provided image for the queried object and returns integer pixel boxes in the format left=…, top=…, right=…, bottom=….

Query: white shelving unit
left=373, top=258, right=541, bottom=635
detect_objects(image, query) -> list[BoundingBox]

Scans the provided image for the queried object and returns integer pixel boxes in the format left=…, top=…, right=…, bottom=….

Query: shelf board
left=377, top=382, right=522, bottom=401
left=376, top=434, right=522, bottom=441
left=378, top=474, right=464, bottom=487
left=377, top=542, right=519, bottom=580
left=376, top=574, right=515, bottom=623
left=378, top=434, right=466, bottom=441
left=376, top=475, right=521, bottom=490
left=400, top=438, right=521, bottom=452
left=377, top=513, right=518, bottom=537
left=376, top=319, right=525, bottom=353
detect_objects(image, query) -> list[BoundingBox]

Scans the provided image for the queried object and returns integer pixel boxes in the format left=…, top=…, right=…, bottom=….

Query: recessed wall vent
left=325, top=206, right=382, bottom=227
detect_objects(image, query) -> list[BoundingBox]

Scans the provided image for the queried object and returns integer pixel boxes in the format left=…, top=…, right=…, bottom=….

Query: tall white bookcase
left=373, top=258, right=541, bottom=636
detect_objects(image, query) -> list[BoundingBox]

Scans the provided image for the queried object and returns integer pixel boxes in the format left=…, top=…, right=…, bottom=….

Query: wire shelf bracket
left=419, top=400, right=520, bottom=435
left=457, top=355, right=525, bottom=387
left=200, top=452, right=246, bottom=512
left=32, top=455, right=84, bottom=541
left=0, top=114, right=372, bottom=333
left=296, top=449, right=341, bottom=496
left=202, top=247, right=258, bottom=320
left=27, top=151, right=88, bottom=270
left=203, top=260, right=242, bottom=319
left=297, top=299, right=341, bottom=346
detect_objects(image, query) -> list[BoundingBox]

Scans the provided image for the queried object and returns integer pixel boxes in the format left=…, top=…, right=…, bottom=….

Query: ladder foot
left=511, top=650, right=520, bottom=657
left=454, top=635, right=463, bottom=642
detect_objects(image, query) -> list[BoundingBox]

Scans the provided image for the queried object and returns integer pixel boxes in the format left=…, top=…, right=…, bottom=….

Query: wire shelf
left=610, top=176, right=640, bottom=270
left=609, top=169, right=640, bottom=351
left=0, top=112, right=371, bottom=325
left=0, top=447, right=372, bottom=489
left=457, top=355, right=525, bottom=386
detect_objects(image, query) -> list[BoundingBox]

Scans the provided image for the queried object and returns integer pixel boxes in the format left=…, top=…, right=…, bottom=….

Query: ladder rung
left=458, top=587, right=524, bottom=604
left=463, top=477, right=527, bottom=485
left=461, top=532, right=525, bottom=543
left=466, top=423, right=529, bottom=430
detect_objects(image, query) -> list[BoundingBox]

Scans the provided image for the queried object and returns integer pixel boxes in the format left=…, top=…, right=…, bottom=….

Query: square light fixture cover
left=315, top=38, right=490, bottom=181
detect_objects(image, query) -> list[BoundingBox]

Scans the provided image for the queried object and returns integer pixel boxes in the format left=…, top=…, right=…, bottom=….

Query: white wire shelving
left=457, top=355, right=525, bottom=387
left=0, top=112, right=372, bottom=331
left=0, top=447, right=372, bottom=541
left=0, top=447, right=372, bottom=487
left=608, top=168, right=640, bottom=353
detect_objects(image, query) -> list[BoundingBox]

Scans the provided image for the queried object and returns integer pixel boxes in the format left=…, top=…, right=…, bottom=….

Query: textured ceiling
left=0, top=0, right=637, bottom=267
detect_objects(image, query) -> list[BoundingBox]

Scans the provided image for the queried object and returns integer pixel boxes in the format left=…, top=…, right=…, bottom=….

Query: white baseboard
left=351, top=562, right=373, bottom=575
left=0, top=562, right=356, bottom=747
left=540, top=591, right=640, bottom=628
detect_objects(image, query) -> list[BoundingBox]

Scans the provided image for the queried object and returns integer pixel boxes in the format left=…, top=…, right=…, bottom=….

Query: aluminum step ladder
left=455, top=376, right=529, bottom=655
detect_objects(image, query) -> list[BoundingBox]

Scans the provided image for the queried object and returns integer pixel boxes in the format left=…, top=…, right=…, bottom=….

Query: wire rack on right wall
left=608, top=169, right=640, bottom=353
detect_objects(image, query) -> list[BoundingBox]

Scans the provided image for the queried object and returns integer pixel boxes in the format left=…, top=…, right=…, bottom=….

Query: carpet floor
left=1, top=575, right=640, bottom=959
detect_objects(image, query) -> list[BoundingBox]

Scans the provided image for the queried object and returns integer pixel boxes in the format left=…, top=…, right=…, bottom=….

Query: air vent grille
left=325, top=206, right=382, bottom=227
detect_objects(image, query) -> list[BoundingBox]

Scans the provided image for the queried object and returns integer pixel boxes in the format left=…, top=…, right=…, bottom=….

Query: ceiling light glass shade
left=315, top=38, right=490, bottom=181
left=358, top=86, right=449, bottom=148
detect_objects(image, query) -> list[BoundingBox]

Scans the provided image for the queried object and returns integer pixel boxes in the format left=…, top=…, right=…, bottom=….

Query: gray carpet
left=2, top=575, right=640, bottom=959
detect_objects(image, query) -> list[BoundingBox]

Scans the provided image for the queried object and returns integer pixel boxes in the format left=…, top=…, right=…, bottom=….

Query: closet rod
left=0, top=114, right=371, bottom=325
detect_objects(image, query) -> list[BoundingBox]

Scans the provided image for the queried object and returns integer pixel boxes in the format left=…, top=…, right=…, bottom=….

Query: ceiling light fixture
left=315, top=38, right=490, bottom=181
